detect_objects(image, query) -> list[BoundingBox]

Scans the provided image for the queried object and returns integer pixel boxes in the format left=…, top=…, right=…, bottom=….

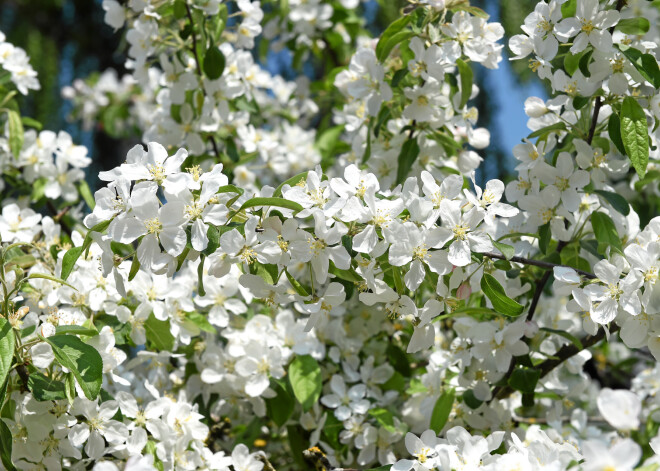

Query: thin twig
left=493, top=325, right=620, bottom=400
left=482, top=251, right=596, bottom=279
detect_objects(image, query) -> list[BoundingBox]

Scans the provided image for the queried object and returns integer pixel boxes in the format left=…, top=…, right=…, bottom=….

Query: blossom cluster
left=1, top=0, right=660, bottom=470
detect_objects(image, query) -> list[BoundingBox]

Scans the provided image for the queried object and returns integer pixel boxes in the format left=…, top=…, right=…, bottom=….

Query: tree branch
left=493, top=324, right=620, bottom=400
left=482, top=251, right=595, bottom=279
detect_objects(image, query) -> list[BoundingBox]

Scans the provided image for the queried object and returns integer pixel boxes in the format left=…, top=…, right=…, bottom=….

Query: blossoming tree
left=0, top=0, right=659, bottom=469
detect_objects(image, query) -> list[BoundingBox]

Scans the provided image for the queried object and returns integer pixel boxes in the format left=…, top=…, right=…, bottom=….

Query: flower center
left=148, top=164, right=166, bottom=184
left=580, top=19, right=595, bottom=34
left=239, top=246, right=257, bottom=264
left=453, top=223, right=470, bottom=240
left=555, top=176, right=570, bottom=191
left=309, top=238, right=327, bottom=255
left=606, top=283, right=623, bottom=300
left=145, top=217, right=163, bottom=234
left=413, top=244, right=429, bottom=261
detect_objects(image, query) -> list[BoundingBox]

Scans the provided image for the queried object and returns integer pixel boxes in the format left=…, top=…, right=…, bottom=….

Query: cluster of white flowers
left=0, top=31, right=39, bottom=95
left=1, top=0, right=660, bottom=470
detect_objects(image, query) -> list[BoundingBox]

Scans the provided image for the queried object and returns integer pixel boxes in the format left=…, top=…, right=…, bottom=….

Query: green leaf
left=197, top=255, right=206, bottom=297
left=561, top=0, right=576, bottom=18
left=0, top=319, right=14, bottom=395
left=78, top=181, right=96, bottom=210
left=480, top=273, right=524, bottom=317
left=527, top=122, right=566, bottom=140
left=564, top=49, right=587, bottom=76
left=31, top=177, right=47, bottom=202
left=7, top=109, right=23, bottom=158
left=376, top=15, right=413, bottom=62
left=0, top=419, right=15, bottom=471
left=26, top=273, right=77, bottom=290
left=173, top=0, right=187, bottom=19
left=64, top=372, right=76, bottom=404
left=203, top=46, right=225, bottom=80
left=540, top=327, right=583, bottom=349
left=396, top=137, right=420, bottom=185
left=54, top=325, right=99, bottom=337
left=237, top=197, right=303, bottom=214
left=21, top=116, right=42, bottom=131
left=285, top=269, right=309, bottom=297
left=202, top=225, right=221, bottom=256
left=608, top=112, right=626, bottom=155
left=430, top=388, right=455, bottom=434
left=590, top=211, right=623, bottom=252
left=620, top=96, right=650, bottom=178
left=462, top=389, right=483, bottom=409
left=618, top=46, right=660, bottom=89
left=616, top=17, right=650, bottom=35
left=27, top=372, right=67, bottom=401
left=186, top=312, right=216, bottom=333
left=273, top=171, right=307, bottom=198
left=456, top=59, right=473, bottom=109
left=489, top=235, right=514, bottom=260
left=129, top=255, right=140, bottom=281
left=508, top=368, right=541, bottom=394
left=144, top=314, right=175, bottom=351
left=539, top=222, right=551, bottom=255
left=316, top=125, right=345, bottom=160
left=593, top=189, right=630, bottom=216
left=61, top=246, right=83, bottom=281
left=265, top=378, right=295, bottom=427
left=288, top=355, right=322, bottom=411
left=43, top=335, right=103, bottom=400
left=369, top=408, right=396, bottom=432
left=386, top=344, right=412, bottom=376
left=452, top=5, right=489, bottom=18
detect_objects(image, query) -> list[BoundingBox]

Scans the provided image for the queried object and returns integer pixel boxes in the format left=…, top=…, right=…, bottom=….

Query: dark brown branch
left=586, top=0, right=626, bottom=145
left=482, top=251, right=596, bottom=280
left=493, top=324, right=620, bottom=400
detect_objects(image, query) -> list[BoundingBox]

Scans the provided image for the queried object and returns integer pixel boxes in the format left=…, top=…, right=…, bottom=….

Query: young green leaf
left=369, top=408, right=396, bottom=432
left=616, top=17, right=650, bottom=35
left=265, top=378, right=295, bottom=427
left=144, top=314, right=175, bottom=351
left=480, top=273, right=524, bottom=317
left=288, top=355, right=322, bottom=411
left=203, top=46, right=225, bottom=80
left=489, top=235, right=514, bottom=260
left=430, top=388, right=455, bottom=434
left=507, top=368, right=541, bottom=394
left=0, top=319, right=15, bottom=395
left=620, top=96, right=649, bottom=178
left=608, top=112, right=625, bottom=155
left=273, top=171, right=307, bottom=198
left=376, top=15, right=412, bottom=62
left=396, top=137, right=420, bottom=185
left=7, top=109, right=23, bottom=158
left=593, top=189, right=630, bottom=216
left=456, top=59, right=473, bottom=109
left=618, top=46, right=660, bottom=89
left=26, top=273, right=77, bottom=290
left=43, top=335, right=103, bottom=400
left=237, top=197, right=303, bottom=214
left=0, top=419, right=15, bottom=471
left=197, top=255, right=206, bottom=297
left=590, top=211, right=622, bottom=252
left=61, top=246, right=84, bottom=281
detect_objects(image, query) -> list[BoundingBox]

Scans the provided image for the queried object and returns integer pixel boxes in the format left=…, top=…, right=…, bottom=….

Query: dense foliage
left=1, top=0, right=660, bottom=470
